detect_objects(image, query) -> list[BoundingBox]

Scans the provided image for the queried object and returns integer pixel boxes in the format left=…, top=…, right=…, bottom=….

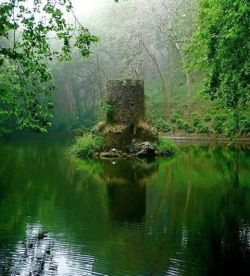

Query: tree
left=114, top=0, right=197, bottom=118
left=0, top=0, right=98, bottom=133
left=160, top=0, right=197, bottom=117
left=187, top=0, right=250, bottom=134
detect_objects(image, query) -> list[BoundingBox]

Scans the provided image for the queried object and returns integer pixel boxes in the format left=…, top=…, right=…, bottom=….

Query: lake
left=0, top=136, right=249, bottom=275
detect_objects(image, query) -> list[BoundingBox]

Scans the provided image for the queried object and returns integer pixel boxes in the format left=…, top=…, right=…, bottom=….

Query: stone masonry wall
left=104, top=79, right=145, bottom=126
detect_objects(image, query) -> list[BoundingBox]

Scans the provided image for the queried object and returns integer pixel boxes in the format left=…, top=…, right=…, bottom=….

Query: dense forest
left=0, top=0, right=249, bottom=137
left=0, top=1, right=250, bottom=275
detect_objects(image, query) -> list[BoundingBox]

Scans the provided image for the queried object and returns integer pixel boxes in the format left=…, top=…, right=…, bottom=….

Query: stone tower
left=94, top=79, right=158, bottom=151
left=104, top=79, right=145, bottom=126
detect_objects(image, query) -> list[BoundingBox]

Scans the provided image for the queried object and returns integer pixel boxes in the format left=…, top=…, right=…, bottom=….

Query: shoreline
left=163, top=135, right=250, bottom=144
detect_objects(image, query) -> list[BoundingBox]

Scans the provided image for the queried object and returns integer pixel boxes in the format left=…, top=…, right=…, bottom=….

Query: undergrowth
left=154, top=138, right=178, bottom=155
left=69, top=132, right=104, bottom=157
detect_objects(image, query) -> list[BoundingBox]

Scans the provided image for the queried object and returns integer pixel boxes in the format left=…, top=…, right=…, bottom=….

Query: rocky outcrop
left=96, top=141, right=159, bottom=159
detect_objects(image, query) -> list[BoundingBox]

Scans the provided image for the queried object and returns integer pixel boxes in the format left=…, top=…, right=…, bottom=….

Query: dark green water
left=0, top=136, right=249, bottom=276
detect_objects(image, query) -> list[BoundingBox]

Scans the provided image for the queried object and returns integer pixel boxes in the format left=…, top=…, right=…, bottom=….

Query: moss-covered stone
left=102, top=124, right=132, bottom=151
left=135, top=121, right=158, bottom=142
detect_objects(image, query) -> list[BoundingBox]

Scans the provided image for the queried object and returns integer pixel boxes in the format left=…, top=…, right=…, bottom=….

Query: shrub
left=204, top=113, right=212, bottom=122
left=155, top=118, right=172, bottom=132
left=226, top=123, right=236, bottom=137
left=154, top=138, right=178, bottom=155
left=69, top=133, right=104, bottom=157
left=239, top=119, right=250, bottom=135
left=214, top=114, right=227, bottom=123
left=176, top=119, right=185, bottom=129
left=186, top=128, right=195, bottom=134
left=182, top=122, right=195, bottom=133
left=170, top=113, right=181, bottom=123
left=197, top=124, right=209, bottom=134
left=192, top=114, right=201, bottom=127
left=213, top=120, right=223, bottom=134
left=212, top=114, right=227, bottom=134
left=171, top=125, right=176, bottom=132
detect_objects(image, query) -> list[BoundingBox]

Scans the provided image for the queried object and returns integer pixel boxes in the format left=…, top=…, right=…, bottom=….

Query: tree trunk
left=74, top=88, right=82, bottom=120
left=175, top=42, right=192, bottom=118
left=96, top=54, right=103, bottom=99
left=185, top=71, right=192, bottom=117
left=65, top=84, right=74, bottom=114
left=142, top=41, right=169, bottom=118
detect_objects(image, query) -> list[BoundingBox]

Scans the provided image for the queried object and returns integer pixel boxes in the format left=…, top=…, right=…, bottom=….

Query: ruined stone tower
left=94, top=79, right=158, bottom=151
left=104, top=79, right=145, bottom=126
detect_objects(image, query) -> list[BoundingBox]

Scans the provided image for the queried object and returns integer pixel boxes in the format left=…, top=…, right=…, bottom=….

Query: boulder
left=100, top=149, right=122, bottom=158
left=130, top=141, right=156, bottom=157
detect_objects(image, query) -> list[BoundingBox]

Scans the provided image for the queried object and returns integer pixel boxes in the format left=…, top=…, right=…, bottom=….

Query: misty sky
left=71, top=0, right=109, bottom=17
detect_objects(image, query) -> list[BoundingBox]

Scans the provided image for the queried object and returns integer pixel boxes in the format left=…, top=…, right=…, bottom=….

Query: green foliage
left=176, top=119, right=185, bottom=129
left=226, top=118, right=237, bottom=138
left=147, top=85, right=249, bottom=136
left=212, top=114, right=226, bottom=134
left=69, top=133, right=104, bottom=158
left=154, top=138, right=178, bottom=155
left=213, top=121, right=223, bottom=134
left=155, top=118, right=172, bottom=133
left=145, top=80, right=165, bottom=124
left=182, top=122, right=195, bottom=133
left=170, top=113, right=181, bottom=123
left=192, top=114, right=201, bottom=127
left=204, top=113, right=212, bottom=122
left=0, top=0, right=98, bottom=134
left=214, top=114, right=227, bottom=123
left=196, top=124, right=209, bottom=134
left=0, top=58, right=56, bottom=133
left=239, top=118, right=250, bottom=135
left=0, top=63, right=14, bottom=134
left=187, top=0, right=250, bottom=135
left=99, top=101, right=115, bottom=123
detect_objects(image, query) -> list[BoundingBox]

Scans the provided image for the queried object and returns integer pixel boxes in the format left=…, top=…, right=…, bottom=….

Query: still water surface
left=0, top=136, right=249, bottom=275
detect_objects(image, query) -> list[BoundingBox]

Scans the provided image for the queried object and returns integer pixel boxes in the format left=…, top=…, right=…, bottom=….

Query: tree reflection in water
left=100, top=159, right=157, bottom=223
left=0, top=138, right=249, bottom=275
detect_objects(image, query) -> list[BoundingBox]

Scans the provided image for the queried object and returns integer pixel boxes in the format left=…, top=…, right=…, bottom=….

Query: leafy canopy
left=187, top=0, right=249, bottom=112
left=0, top=0, right=98, bottom=133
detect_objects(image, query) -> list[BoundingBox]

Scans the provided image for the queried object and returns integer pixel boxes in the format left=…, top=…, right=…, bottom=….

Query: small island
left=70, top=79, right=177, bottom=158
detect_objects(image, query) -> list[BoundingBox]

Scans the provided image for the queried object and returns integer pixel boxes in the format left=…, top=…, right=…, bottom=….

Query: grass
left=154, top=137, right=178, bottom=155
left=69, top=132, right=104, bottom=158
